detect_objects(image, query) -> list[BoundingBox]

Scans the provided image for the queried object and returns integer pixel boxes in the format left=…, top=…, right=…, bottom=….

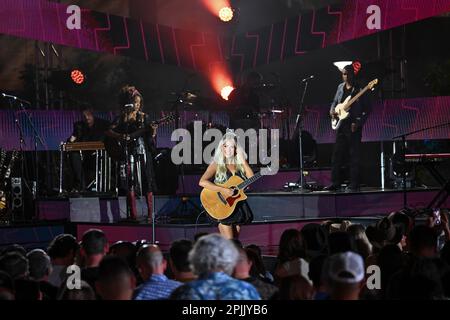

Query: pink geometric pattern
left=0, top=0, right=449, bottom=71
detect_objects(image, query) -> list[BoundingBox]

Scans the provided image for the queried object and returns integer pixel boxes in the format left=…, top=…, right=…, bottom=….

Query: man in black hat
left=366, top=217, right=404, bottom=252
left=325, top=64, right=371, bottom=192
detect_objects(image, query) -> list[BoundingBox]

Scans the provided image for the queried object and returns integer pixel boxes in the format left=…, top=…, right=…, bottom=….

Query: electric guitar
left=331, top=79, right=378, bottom=130
left=0, top=150, right=18, bottom=213
left=104, top=113, right=175, bottom=161
left=200, top=168, right=271, bottom=220
left=0, top=149, right=6, bottom=212
left=0, top=149, right=7, bottom=178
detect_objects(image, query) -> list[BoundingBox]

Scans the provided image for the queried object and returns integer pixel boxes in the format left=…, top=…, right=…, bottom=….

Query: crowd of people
left=0, top=208, right=450, bottom=300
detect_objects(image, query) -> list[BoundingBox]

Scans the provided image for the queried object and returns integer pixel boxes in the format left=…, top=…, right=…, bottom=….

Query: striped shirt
left=134, top=274, right=182, bottom=300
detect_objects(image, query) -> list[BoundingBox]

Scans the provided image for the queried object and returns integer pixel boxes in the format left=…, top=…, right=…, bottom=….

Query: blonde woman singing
left=199, top=132, right=254, bottom=239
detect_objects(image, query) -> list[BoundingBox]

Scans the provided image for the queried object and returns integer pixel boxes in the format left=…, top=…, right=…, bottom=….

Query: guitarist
left=199, top=132, right=254, bottom=239
left=105, top=85, right=158, bottom=220
left=325, top=64, right=371, bottom=192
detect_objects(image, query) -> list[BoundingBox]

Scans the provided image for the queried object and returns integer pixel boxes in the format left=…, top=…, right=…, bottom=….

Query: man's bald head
left=136, top=244, right=166, bottom=278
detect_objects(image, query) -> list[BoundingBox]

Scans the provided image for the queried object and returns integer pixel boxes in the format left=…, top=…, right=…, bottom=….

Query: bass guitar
left=331, top=79, right=378, bottom=130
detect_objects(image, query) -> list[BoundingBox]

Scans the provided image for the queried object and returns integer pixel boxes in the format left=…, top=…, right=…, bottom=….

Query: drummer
left=227, top=72, right=263, bottom=131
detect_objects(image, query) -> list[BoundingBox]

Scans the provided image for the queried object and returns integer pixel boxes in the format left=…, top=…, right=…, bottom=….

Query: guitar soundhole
left=226, top=193, right=241, bottom=206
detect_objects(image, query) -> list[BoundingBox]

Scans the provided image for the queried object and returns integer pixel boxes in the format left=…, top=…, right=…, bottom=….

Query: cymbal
left=258, top=109, right=285, bottom=116
left=169, top=91, right=199, bottom=101
left=254, top=83, right=278, bottom=91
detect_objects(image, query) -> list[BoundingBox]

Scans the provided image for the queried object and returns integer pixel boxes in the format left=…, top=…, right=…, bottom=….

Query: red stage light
left=220, top=85, right=234, bottom=100
left=219, top=6, right=234, bottom=22
left=71, top=69, right=85, bottom=85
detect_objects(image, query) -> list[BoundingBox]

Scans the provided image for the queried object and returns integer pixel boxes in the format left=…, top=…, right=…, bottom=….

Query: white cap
left=328, top=251, right=365, bottom=284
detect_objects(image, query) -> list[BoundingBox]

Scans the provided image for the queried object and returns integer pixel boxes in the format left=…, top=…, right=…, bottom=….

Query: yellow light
left=219, top=7, right=234, bottom=22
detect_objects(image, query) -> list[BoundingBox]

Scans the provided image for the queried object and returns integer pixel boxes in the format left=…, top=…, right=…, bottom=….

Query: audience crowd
left=0, top=208, right=449, bottom=300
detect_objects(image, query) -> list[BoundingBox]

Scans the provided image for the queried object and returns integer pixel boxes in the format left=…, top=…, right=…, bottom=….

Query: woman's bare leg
left=218, top=223, right=234, bottom=239
left=233, top=225, right=241, bottom=239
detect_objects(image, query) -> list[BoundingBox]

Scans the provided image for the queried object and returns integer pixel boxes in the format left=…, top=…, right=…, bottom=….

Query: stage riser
left=75, top=221, right=328, bottom=253
left=38, top=197, right=148, bottom=223
left=0, top=225, right=64, bottom=250
left=36, top=189, right=450, bottom=224
left=0, top=219, right=378, bottom=254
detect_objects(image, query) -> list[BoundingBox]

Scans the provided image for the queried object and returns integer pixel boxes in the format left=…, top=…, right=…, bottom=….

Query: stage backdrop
left=0, top=95, right=449, bottom=151
left=0, top=0, right=449, bottom=72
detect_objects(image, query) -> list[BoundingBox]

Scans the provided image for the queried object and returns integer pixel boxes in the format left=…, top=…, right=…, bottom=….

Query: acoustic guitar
left=200, top=168, right=270, bottom=220
left=331, top=79, right=378, bottom=130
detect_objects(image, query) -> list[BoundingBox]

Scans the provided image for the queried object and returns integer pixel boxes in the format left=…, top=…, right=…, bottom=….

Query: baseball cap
left=328, top=251, right=365, bottom=284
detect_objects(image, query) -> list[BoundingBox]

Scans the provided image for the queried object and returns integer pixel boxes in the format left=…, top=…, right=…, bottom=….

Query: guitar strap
left=341, top=85, right=355, bottom=103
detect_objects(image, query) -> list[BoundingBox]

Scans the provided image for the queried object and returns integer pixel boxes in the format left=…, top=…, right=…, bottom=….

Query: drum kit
left=166, top=81, right=288, bottom=130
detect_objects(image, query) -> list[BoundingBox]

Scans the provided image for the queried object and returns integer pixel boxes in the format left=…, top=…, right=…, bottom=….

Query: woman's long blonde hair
left=213, top=132, right=247, bottom=183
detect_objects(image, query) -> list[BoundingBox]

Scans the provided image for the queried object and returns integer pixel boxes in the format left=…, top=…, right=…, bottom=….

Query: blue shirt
left=171, top=272, right=261, bottom=300
left=134, top=274, right=182, bottom=300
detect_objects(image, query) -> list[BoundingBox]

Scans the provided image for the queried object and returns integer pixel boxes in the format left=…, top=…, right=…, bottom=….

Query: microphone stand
left=122, top=107, right=136, bottom=222
left=294, top=79, right=312, bottom=192
left=392, top=121, right=450, bottom=209
left=17, top=101, right=45, bottom=200
left=14, top=116, right=28, bottom=222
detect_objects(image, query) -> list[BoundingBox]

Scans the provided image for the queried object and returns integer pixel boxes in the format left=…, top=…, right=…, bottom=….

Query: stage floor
left=36, top=186, right=449, bottom=225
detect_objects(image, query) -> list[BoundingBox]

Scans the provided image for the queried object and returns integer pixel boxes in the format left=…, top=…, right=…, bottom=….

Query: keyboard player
left=67, top=109, right=110, bottom=193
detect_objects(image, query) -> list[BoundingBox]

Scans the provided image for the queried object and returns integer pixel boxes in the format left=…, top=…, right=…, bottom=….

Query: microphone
left=154, top=150, right=167, bottom=161
left=2, top=93, right=18, bottom=100
left=301, top=75, right=314, bottom=83
left=2, top=93, right=31, bottom=105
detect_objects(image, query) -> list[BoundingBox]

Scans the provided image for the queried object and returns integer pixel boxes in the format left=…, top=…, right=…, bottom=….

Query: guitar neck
left=345, top=85, right=370, bottom=110
left=237, top=172, right=263, bottom=190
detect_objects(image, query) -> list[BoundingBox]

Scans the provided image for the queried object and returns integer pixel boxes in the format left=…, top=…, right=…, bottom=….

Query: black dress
left=211, top=169, right=254, bottom=226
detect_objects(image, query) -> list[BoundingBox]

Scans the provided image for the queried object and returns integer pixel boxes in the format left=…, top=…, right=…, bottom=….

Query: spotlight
left=220, top=86, right=234, bottom=100
left=219, top=6, right=234, bottom=22
left=333, top=61, right=353, bottom=71
left=70, top=69, right=85, bottom=85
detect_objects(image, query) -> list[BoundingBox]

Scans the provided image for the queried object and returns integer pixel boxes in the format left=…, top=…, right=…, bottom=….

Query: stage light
left=70, top=69, right=85, bottom=85
left=210, top=63, right=233, bottom=101
left=219, top=6, right=234, bottom=22
left=333, top=61, right=353, bottom=71
left=220, top=85, right=234, bottom=100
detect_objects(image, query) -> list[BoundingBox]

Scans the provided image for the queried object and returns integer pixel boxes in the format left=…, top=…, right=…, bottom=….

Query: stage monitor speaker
left=11, top=177, right=23, bottom=209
